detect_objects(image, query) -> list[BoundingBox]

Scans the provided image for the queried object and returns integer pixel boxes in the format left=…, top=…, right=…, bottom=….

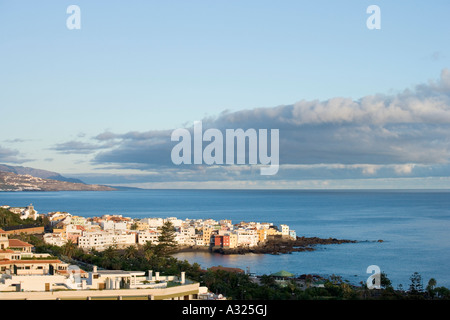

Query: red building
left=213, top=235, right=230, bottom=248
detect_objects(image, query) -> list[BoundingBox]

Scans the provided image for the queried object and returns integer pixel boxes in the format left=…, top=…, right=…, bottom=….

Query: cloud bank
left=0, top=145, right=29, bottom=164
left=55, top=69, right=450, bottom=187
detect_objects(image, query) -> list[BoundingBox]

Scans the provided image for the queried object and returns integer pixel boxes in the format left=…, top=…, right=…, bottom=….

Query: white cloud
left=393, top=164, right=415, bottom=175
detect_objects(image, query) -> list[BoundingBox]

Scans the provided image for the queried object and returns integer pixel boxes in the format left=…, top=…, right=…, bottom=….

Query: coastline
left=174, top=236, right=365, bottom=255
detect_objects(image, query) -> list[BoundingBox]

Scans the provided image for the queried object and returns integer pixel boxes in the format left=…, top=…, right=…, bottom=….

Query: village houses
left=40, top=210, right=295, bottom=252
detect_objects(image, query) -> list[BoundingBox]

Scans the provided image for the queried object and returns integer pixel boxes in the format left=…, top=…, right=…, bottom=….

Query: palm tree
left=130, top=223, right=139, bottom=230
left=62, top=239, right=76, bottom=259
left=426, top=278, right=437, bottom=299
left=142, top=241, right=155, bottom=261
left=123, top=245, right=138, bottom=259
left=103, top=246, right=118, bottom=260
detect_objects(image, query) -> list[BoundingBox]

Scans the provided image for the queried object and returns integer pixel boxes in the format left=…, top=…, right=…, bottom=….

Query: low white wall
left=0, top=283, right=200, bottom=300
left=0, top=274, right=68, bottom=292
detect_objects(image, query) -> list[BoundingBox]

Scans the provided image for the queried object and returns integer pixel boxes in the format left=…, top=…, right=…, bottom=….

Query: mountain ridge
left=0, top=165, right=116, bottom=191
left=0, top=164, right=84, bottom=184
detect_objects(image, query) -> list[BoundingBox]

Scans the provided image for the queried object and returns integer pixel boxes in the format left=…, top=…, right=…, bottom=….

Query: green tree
left=380, top=272, right=393, bottom=289
left=426, top=278, right=437, bottom=299
left=130, top=223, right=139, bottom=230
left=103, top=246, right=118, bottom=260
left=62, top=239, right=77, bottom=259
left=409, top=272, right=424, bottom=294
left=434, top=286, right=450, bottom=299
left=141, top=241, right=156, bottom=261
left=156, top=221, right=178, bottom=256
left=259, top=274, right=277, bottom=288
left=123, top=245, right=138, bottom=260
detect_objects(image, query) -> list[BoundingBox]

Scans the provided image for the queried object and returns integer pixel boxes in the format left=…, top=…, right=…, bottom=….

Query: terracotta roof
left=0, top=259, right=62, bottom=265
left=0, top=229, right=7, bottom=234
left=8, top=239, right=34, bottom=247
left=58, top=269, right=88, bottom=274
left=0, top=249, right=15, bottom=253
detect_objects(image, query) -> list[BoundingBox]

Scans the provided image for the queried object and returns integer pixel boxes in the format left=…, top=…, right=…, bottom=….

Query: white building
left=194, top=236, right=204, bottom=246
left=101, top=220, right=127, bottom=231
left=174, top=232, right=196, bottom=246
left=280, top=224, right=290, bottom=237
left=137, top=230, right=160, bottom=245
left=0, top=265, right=203, bottom=300
left=43, top=233, right=67, bottom=247
left=164, top=217, right=183, bottom=227
left=78, top=231, right=136, bottom=251
left=141, top=218, right=164, bottom=228
left=8, top=204, right=39, bottom=220
left=47, top=212, right=72, bottom=226
left=235, top=229, right=258, bottom=247
left=179, top=226, right=195, bottom=238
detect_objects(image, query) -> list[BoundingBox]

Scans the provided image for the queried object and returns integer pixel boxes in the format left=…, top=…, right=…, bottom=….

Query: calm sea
left=1, top=189, right=449, bottom=288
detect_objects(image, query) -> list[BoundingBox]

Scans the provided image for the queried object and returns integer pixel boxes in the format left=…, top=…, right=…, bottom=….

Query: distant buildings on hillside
left=41, top=211, right=296, bottom=252
left=1, top=204, right=39, bottom=220
left=1, top=203, right=296, bottom=252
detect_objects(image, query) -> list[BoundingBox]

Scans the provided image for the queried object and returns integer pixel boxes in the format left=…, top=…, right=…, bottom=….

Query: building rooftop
left=8, top=239, right=34, bottom=247
left=0, top=259, right=62, bottom=265
left=96, top=270, right=145, bottom=276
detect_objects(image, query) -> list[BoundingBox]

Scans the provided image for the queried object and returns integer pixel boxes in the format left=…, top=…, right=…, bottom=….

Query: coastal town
left=0, top=203, right=233, bottom=300
left=1, top=223, right=218, bottom=300
left=1, top=203, right=448, bottom=302
left=0, top=203, right=298, bottom=300
left=1, top=204, right=297, bottom=252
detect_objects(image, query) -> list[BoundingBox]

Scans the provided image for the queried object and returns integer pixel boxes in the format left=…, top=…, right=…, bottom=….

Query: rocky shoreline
left=175, top=236, right=378, bottom=255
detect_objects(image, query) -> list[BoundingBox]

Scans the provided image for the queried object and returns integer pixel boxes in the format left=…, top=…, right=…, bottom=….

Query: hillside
left=0, top=207, right=44, bottom=228
left=0, top=164, right=84, bottom=184
left=0, top=171, right=116, bottom=191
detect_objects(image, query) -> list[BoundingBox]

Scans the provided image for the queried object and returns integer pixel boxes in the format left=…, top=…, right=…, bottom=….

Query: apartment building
left=0, top=229, right=69, bottom=278
left=78, top=230, right=136, bottom=251
left=101, top=220, right=127, bottom=231
left=43, top=233, right=67, bottom=246
left=137, top=230, right=160, bottom=245
left=235, top=229, right=258, bottom=247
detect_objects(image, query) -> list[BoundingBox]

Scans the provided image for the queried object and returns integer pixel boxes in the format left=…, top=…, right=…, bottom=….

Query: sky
left=1, top=0, right=450, bottom=189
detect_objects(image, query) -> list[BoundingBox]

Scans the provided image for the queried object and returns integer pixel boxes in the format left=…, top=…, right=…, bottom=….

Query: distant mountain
left=0, top=164, right=84, bottom=184
left=0, top=169, right=116, bottom=192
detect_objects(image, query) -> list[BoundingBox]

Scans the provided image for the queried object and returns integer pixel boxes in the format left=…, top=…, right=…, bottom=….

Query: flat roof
left=96, top=270, right=145, bottom=276
left=0, top=259, right=62, bottom=265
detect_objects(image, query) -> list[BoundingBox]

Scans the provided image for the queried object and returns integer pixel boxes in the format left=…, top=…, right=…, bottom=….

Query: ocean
left=1, top=189, right=449, bottom=289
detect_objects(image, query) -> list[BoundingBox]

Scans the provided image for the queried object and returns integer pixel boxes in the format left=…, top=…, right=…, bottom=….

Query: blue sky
left=1, top=1, right=450, bottom=188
